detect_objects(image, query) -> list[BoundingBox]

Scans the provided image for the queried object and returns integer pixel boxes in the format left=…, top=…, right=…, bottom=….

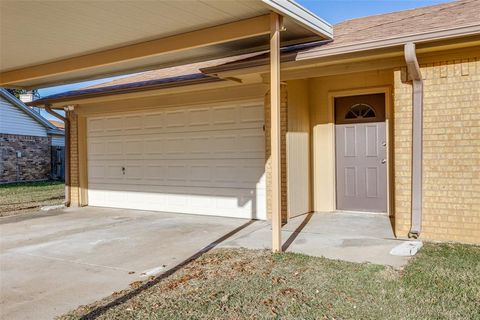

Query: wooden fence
left=51, top=146, right=65, bottom=181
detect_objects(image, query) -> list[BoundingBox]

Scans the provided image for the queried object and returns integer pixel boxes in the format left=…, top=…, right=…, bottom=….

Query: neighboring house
left=0, top=89, right=64, bottom=183
left=13, top=0, right=480, bottom=245
left=48, top=120, right=65, bottom=147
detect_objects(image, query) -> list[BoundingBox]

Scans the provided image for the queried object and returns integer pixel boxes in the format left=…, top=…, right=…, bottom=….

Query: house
left=2, top=0, right=479, bottom=246
left=48, top=120, right=65, bottom=147
left=0, top=89, right=65, bottom=183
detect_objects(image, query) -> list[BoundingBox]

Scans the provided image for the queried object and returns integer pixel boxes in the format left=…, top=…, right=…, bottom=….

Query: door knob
left=382, top=141, right=387, bottom=147
left=381, top=159, right=386, bottom=164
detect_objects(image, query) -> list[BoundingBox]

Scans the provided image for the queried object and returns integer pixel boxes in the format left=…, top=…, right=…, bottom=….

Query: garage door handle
left=122, top=167, right=126, bottom=175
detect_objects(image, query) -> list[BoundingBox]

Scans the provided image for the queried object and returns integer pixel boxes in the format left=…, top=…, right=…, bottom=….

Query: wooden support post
left=270, top=12, right=282, bottom=253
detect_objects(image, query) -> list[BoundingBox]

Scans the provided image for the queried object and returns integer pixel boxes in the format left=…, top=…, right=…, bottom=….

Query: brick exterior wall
left=265, top=84, right=288, bottom=222
left=394, top=56, right=480, bottom=244
left=68, top=111, right=80, bottom=206
left=0, top=134, right=51, bottom=183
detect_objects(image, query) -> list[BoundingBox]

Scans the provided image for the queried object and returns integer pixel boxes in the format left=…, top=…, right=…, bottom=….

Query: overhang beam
left=0, top=14, right=271, bottom=88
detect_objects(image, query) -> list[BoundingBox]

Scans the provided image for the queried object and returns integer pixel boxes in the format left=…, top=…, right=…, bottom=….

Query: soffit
left=0, top=0, right=332, bottom=88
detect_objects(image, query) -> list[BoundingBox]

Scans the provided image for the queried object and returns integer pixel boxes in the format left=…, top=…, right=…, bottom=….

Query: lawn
left=0, top=181, right=65, bottom=217
left=59, top=243, right=479, bottom=320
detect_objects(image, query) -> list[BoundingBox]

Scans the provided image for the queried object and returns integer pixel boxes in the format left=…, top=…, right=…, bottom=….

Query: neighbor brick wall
left=394, top=56, right=480, bottom=244
left=265, top=84, right=288, bottom=222
left=68, top=111, right=80, bottom=206
left=0, top=134, right=51, bottom=183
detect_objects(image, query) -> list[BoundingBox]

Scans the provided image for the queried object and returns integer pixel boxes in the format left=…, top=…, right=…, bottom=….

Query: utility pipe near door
left=45, top=105, right=71, bottom=207
left=404, top=42, right=423, bottom=238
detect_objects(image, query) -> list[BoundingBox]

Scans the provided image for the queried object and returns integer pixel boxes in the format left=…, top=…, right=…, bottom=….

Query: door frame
left=327, top=86, right=393, bottom=216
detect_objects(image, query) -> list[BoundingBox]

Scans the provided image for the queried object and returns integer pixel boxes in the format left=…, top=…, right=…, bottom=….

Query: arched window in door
left=345, top=103, right=376, bottom=120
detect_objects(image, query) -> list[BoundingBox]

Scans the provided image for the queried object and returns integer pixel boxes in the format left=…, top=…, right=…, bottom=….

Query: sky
left=36, top=0, right=453, bottom=118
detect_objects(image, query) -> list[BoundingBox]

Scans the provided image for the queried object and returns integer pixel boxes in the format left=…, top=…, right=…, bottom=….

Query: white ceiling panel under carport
left=0, top=0, right=332, bottom=89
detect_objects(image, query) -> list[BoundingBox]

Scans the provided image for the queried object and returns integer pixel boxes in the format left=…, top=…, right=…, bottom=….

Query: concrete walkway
left=220, top=211, right=411, bottom=268
left=1, top=208, right=410, bottom=320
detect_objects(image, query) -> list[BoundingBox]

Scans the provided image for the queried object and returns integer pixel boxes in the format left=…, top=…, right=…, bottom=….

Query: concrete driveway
left=0, top=207, right=253, bottom=320
left=1, top=207, right=410, bottom=319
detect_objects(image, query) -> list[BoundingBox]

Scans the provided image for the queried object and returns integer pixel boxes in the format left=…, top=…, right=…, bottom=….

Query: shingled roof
left=30, top=0, right=479, bottom=105
left=205, top=0, right=480, bottom=72
left=299, top=0, right=479, bottom=57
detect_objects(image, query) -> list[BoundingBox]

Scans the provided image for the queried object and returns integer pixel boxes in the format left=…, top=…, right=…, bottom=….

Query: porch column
left=270, top=12, right=282, bottom=253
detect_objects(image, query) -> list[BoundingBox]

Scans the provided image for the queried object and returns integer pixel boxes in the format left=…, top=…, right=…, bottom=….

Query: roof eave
left=262, top=0, right=333, bottom=39
left=203, top=24, right=480, bottom=75
left=47, top=128, right=65, bottom=136
left=297, top=23, right=480, bottom=60
left=28, top=76, right=225, bottom=107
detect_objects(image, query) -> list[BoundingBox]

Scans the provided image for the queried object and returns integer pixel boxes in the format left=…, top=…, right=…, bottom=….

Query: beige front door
left=334, top=94, right=387, bottom=213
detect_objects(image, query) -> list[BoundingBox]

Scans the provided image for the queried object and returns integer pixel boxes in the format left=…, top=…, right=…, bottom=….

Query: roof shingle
left=302, top=0, right=479, bottom=54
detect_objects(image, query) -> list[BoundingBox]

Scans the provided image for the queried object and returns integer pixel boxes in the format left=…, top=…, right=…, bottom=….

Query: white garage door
left=87, top=100, right=266, bottom=220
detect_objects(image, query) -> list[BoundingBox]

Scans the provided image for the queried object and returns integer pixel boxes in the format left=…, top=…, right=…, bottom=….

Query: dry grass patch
left=0, top=181, right=64, bottom=216
left=59, top=243, right=480, bottom=320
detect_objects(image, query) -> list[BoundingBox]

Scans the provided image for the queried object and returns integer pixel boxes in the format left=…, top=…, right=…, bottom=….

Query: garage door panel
left=88, top=118, right=106, bottom=134
left=239, top=104, right=264, bottom=123
left=88, top=140, right=106, bottom=156
left=188, top=108, right=210, bottom=126
left=105, top=140, right=123, bottom=155
left=88, top=102, right=263, bottom=138
left=89, top=159, right=264, bottom=189
left=88, top=184, right=266, bottom=219
left=143, top=113, right=164, bottom=129
left=144, top=165, right=166, bottom=181
left=87, top=100, right=266, bottom=220
left=124, top=139, right=144, bottom=155
left=89, top=165, right=105, bottom=179
left=89, top=131, right=264, bottom=160
left=104, top=117, right=123, bottom=133
left=212, top=106, right=236, bottom=125
left=124, top=115, right=143, bottom=130
left=165, top=110, right=188, bottom=128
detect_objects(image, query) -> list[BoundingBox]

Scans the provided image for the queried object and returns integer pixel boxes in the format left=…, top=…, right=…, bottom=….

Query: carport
left=0, top=0, right=333, bottom=252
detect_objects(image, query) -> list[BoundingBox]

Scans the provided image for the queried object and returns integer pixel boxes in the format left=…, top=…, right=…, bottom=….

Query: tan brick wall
left=394, top=57, right=480, bottom=244
left=68, top=111, right=80, bottom=206
left=265, top=84, right=288, bottom=222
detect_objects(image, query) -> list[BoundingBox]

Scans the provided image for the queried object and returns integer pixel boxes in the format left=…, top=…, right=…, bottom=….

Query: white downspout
left=404, top=42, right=423, bottom=238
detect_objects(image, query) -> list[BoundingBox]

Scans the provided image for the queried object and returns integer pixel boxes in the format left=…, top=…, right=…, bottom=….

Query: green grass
left=59, top=243, right=480, bottom=320
left=0, top=181, right=64, bottom=216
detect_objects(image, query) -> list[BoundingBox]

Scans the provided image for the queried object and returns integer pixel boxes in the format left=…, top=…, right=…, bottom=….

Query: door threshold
left=335, top=210, right=388, bottom=216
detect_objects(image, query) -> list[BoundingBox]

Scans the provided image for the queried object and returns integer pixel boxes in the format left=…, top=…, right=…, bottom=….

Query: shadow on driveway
left=79, top=220, right=256, bottom=320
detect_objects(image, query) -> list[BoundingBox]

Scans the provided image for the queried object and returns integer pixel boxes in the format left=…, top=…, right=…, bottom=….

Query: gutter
left=45, top=105, right=71, bottom=207
left=404, top=42, right=423, bottom=238
left=201, top=25, right=480, bottom=76
left=27, top=75, right=223, bottom=107
left=298, top=24, right=480, bottom=60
